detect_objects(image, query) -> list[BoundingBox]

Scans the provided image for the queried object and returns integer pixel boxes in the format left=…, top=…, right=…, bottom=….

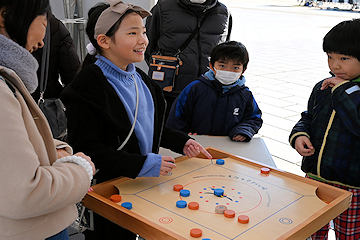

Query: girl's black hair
left=210, top=41, right=249, bottom=71
left=323, top=18, right=360, bottom=61
left=83, top=2, right=138, bottom=67
left=0, top=0, right=51, bottom=48
left=83, top=3, right=110, bottom=67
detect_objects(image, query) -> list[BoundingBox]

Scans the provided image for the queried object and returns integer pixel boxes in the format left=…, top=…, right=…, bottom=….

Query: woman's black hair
left=210, top=41, right=249, bottom=71
left=323, top=18, right=360, bottom=61
left=83, top=2, right=138, bottom=67
left=0, top=0, right=51, bottom=48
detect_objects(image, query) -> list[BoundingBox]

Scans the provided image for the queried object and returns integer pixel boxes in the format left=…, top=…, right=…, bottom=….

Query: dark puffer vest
left=145, top=0, right=232, bottom=94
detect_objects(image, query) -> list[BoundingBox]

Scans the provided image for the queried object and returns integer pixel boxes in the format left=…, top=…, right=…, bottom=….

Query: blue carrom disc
left=121, top=202, right=132, bottom=210
left=180, top=189, right=190, bottom=197
left=176, top=200, right=187, bottom=208
left=214, top=188, right=224, bottom=196
left=216, top=159, right=225, bottom=165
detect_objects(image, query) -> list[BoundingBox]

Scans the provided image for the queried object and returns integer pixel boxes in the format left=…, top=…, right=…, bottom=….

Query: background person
left=0, top=0, right=95, bottom=239
left=167, top=41, right=262, bottom=142
left=145, top=0, right=232, bottom=119
left=31, top=13, right=80, bottom=102
left=60, top=1, right=212, bottom=239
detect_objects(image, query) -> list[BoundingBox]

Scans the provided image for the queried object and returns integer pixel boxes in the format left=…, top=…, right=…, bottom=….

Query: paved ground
left=219, top=1, right=359, bottom=238
left=223, top=0, right=359, bottom=175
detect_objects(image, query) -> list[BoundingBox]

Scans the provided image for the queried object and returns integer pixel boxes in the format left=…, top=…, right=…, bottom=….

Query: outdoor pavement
left=219, top=1, right=359, bottom=238
left=223, top=0, right=359, bottom=175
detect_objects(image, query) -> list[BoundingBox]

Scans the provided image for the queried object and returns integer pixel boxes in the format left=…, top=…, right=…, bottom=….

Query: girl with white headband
left=60, top=1, right=212, bottom=239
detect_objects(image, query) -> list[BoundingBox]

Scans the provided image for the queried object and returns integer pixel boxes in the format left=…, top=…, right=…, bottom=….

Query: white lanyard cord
left=117, top=75, right=139, bottom=151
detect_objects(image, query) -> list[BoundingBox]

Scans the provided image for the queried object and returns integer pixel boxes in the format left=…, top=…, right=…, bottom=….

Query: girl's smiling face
left=25, top=14, right=47, bottom=53
left=103, top=12, right=148, bottom=70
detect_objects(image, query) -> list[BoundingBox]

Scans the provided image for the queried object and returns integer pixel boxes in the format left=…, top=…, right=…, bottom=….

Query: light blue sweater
left=95, top=56, right=162, bottom=177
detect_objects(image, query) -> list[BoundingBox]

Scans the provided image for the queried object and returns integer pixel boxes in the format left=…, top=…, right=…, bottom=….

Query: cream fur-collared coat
left=0, top=66, right=90, bottom=240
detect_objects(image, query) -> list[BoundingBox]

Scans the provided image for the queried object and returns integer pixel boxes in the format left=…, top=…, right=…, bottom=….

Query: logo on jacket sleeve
left=233, top=108, right=239, bottom=116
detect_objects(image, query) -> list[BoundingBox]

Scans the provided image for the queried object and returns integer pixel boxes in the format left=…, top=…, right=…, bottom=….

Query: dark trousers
left=84, top=212, right=137, bottom=240
left=163, top=92, right=177, bottom=124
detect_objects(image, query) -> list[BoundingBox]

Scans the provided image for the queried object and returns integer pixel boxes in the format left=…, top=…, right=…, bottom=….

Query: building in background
left=51, top=0, right=155, bottom=71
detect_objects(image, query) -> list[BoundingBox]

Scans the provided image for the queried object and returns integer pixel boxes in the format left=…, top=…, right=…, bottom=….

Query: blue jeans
left=45, top=229, right=69, bottom=240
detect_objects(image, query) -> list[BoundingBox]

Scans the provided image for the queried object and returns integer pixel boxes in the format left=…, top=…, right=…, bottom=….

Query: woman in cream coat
left=0, top=0, right=95, bottom=239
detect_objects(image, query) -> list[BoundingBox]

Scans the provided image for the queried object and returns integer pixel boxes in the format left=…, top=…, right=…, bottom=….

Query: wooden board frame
left=82, top=147, right=352, bottom=240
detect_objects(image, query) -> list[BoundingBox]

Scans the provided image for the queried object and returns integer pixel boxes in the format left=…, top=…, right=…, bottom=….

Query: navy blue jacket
left=166, top=75, right=262, bottom=141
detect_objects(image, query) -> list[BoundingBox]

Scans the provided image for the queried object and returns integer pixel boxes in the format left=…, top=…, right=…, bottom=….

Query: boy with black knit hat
left=289, top=18, right=360, bottom=239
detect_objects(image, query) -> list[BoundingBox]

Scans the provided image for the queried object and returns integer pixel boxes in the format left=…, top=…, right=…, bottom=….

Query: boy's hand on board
left=232, top=134, right=246, bottom=142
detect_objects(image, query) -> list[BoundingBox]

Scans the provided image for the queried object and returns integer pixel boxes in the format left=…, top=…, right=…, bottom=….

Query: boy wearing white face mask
left=166, top=41, right=262, bottom=142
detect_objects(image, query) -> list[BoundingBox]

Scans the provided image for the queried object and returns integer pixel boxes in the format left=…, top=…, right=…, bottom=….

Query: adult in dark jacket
left=145, top=0, right=232, bottom=118
left=32, top=14, right=80, bottom=101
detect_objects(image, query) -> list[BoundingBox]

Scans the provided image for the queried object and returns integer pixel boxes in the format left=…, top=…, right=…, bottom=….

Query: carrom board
left=83, top=147, right=352, bottom=240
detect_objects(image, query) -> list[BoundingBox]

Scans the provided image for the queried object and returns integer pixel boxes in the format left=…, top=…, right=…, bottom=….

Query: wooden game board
left=83, top=147, right=352, bottom=240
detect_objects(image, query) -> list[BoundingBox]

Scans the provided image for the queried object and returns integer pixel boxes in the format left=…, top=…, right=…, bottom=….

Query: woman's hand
left=57, top=148, right=71, bottom=159
left=74, top=152, right=96, bottom=176
left=183, top=139, right=212, bottom=159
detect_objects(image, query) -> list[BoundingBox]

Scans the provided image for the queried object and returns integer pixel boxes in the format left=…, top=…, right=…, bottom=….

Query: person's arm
left=61, top=68, right=148, bottom=180
left=53, top=15, right=80, bottom=86
left=228, top=92, right=262, bottom=142
left=289, top=82, right=320, bottom=148
left=0, top=81, right=90, bottom=219
left=330, top=79, right=360, bottom=137
left=225, top=12, right=232, bottom=41
left=63, top=92, right=146, bottom=180
left=145, top=3, right=161, bottom=64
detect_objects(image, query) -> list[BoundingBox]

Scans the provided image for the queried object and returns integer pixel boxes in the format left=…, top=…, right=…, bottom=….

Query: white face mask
left=214, top=68, right=242, bottom=85
left=190, top=0, right=206, bottom=3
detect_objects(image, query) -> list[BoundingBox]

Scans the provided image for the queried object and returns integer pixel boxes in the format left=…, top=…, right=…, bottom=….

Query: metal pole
left=62, top=0, right=74, bottom=37
left=62, top=0, right=86, bottom=62
left=75, top=0, right=86, bottom=61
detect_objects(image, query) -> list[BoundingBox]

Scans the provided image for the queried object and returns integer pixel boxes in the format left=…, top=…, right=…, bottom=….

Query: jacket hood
left=178, top=0, right=218, bottom=12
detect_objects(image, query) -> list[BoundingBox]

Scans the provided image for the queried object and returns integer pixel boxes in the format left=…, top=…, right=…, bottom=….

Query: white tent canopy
left=50, top=0, right=155, bottom=62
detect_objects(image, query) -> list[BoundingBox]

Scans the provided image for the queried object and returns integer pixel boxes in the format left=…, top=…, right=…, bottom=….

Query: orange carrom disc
left=173, top=184, right=184, bottom=191
left=224, top=209, right=236, bottom=218
left=238, top=215, right=250, bottom=224
left=190, top=228, right=202, bottom=238
left=188, top=202, right=199, bottom=210
left=261, top=167, right=271, bottom=174
left=110, top=194, right=122, bottom=203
